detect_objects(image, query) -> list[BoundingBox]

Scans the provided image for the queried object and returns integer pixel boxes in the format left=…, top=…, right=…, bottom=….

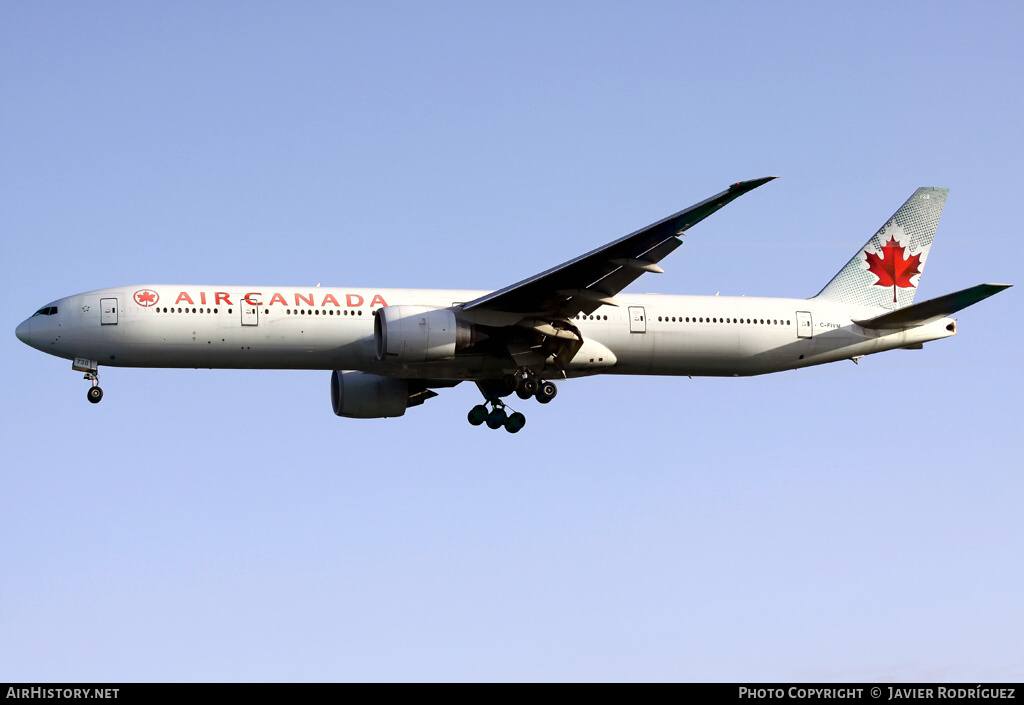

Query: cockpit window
left=32, top=306, right=57, bottom=317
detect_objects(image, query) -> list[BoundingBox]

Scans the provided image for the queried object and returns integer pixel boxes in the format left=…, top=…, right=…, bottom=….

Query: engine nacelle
left=331, top=370, right=411, bottom=418
left=374, top=305, right=472, bottom=363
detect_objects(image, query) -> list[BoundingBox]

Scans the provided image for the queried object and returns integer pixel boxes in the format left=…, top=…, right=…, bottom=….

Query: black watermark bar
left=1, top=683, right=1020, bottom=696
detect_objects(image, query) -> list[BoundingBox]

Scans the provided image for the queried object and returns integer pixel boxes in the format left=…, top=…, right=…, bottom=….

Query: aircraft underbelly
left=78, top=316, right=376, bottom=370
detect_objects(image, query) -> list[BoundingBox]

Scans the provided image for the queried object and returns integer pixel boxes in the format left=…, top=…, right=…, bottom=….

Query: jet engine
left=331, top=370, right=438, bottom=418
left=374, top=305, right=477, bottom=363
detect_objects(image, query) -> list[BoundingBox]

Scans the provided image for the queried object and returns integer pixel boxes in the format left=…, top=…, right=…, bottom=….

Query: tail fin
left=815, top=187, right=948, bottom=310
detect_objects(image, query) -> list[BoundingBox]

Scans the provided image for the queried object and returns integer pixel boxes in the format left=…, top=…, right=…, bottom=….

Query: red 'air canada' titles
left=172, top=291, right=388, bottom=308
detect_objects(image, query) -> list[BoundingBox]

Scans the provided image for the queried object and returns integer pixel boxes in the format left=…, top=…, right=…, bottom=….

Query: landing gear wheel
left=471, top=380, right=528, bottom=434
left=467, top=404, right=488, bottom=426
left=504, top=412, right=526, bottom=433
left=87, top=386, right=103, bottom=404
left=486, top=408, right=508, bottom=430
left=518, top=377, right=538, bottom=396
left=536, top=381, right=557, bottom=404
left=501, top=374, right=518, bottom=393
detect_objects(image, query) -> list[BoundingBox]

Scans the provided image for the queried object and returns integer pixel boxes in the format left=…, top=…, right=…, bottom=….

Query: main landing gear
left=467, top=369, right=558, bottom=433
left=467, top=398, right=526, bottom=434
left=503, top=369, right=557, bottom=404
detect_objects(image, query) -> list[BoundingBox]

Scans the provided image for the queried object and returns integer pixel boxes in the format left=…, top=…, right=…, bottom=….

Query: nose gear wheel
left=84, top=370, right=103, bottom=404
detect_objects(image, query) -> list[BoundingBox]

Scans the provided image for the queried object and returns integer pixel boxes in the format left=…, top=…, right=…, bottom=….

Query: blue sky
left=2, top=2, right=1021, bottom=682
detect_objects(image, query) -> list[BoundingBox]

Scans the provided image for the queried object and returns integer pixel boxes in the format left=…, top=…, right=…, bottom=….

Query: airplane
left=15, top=177, right=1010, bottom=433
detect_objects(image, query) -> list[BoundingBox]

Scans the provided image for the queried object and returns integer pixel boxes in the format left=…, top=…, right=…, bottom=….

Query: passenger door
left=100, top=298, right=118, bottom=325
left=796, top=310, right=812, bottom=338
left=628, top=306, right=646, bottom=334
left=241, top=302, right=259, bottom=326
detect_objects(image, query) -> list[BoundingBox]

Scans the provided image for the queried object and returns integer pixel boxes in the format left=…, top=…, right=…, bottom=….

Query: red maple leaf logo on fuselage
left=134, top=289, right=159, bottom=306
left=864, top=235, right=922, bottom=303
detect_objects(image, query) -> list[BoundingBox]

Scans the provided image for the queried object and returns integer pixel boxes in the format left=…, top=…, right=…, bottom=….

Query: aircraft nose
left=15, top=318, right=32, bottom=344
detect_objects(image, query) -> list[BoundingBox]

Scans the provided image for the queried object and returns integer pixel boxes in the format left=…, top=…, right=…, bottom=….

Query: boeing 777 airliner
left=15, top=178, right=1010, bottom=432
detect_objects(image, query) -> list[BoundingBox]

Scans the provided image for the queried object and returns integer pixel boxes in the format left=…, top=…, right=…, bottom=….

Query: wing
left=462, top=176, right=777, bottom=317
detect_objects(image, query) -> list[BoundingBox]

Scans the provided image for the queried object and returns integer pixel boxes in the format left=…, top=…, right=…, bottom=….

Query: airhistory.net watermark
left=6, top=688, right=118, bottom=700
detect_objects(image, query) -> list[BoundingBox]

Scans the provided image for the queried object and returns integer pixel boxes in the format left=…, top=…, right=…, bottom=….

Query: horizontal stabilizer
left=854, top=283, right=1011, bottom=330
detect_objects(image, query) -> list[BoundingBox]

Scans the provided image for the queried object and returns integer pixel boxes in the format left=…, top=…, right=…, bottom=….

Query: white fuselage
left=16, top=285, right=957, bottom=380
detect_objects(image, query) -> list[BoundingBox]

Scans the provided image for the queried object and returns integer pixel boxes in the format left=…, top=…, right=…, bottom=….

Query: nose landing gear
left=85, top=372, right=103, bottom=403
left=73, top=358, right=103, bottom=404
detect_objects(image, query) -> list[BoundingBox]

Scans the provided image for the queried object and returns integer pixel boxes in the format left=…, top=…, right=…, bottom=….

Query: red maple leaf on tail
left=864, top=235, right=922, bottom=303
